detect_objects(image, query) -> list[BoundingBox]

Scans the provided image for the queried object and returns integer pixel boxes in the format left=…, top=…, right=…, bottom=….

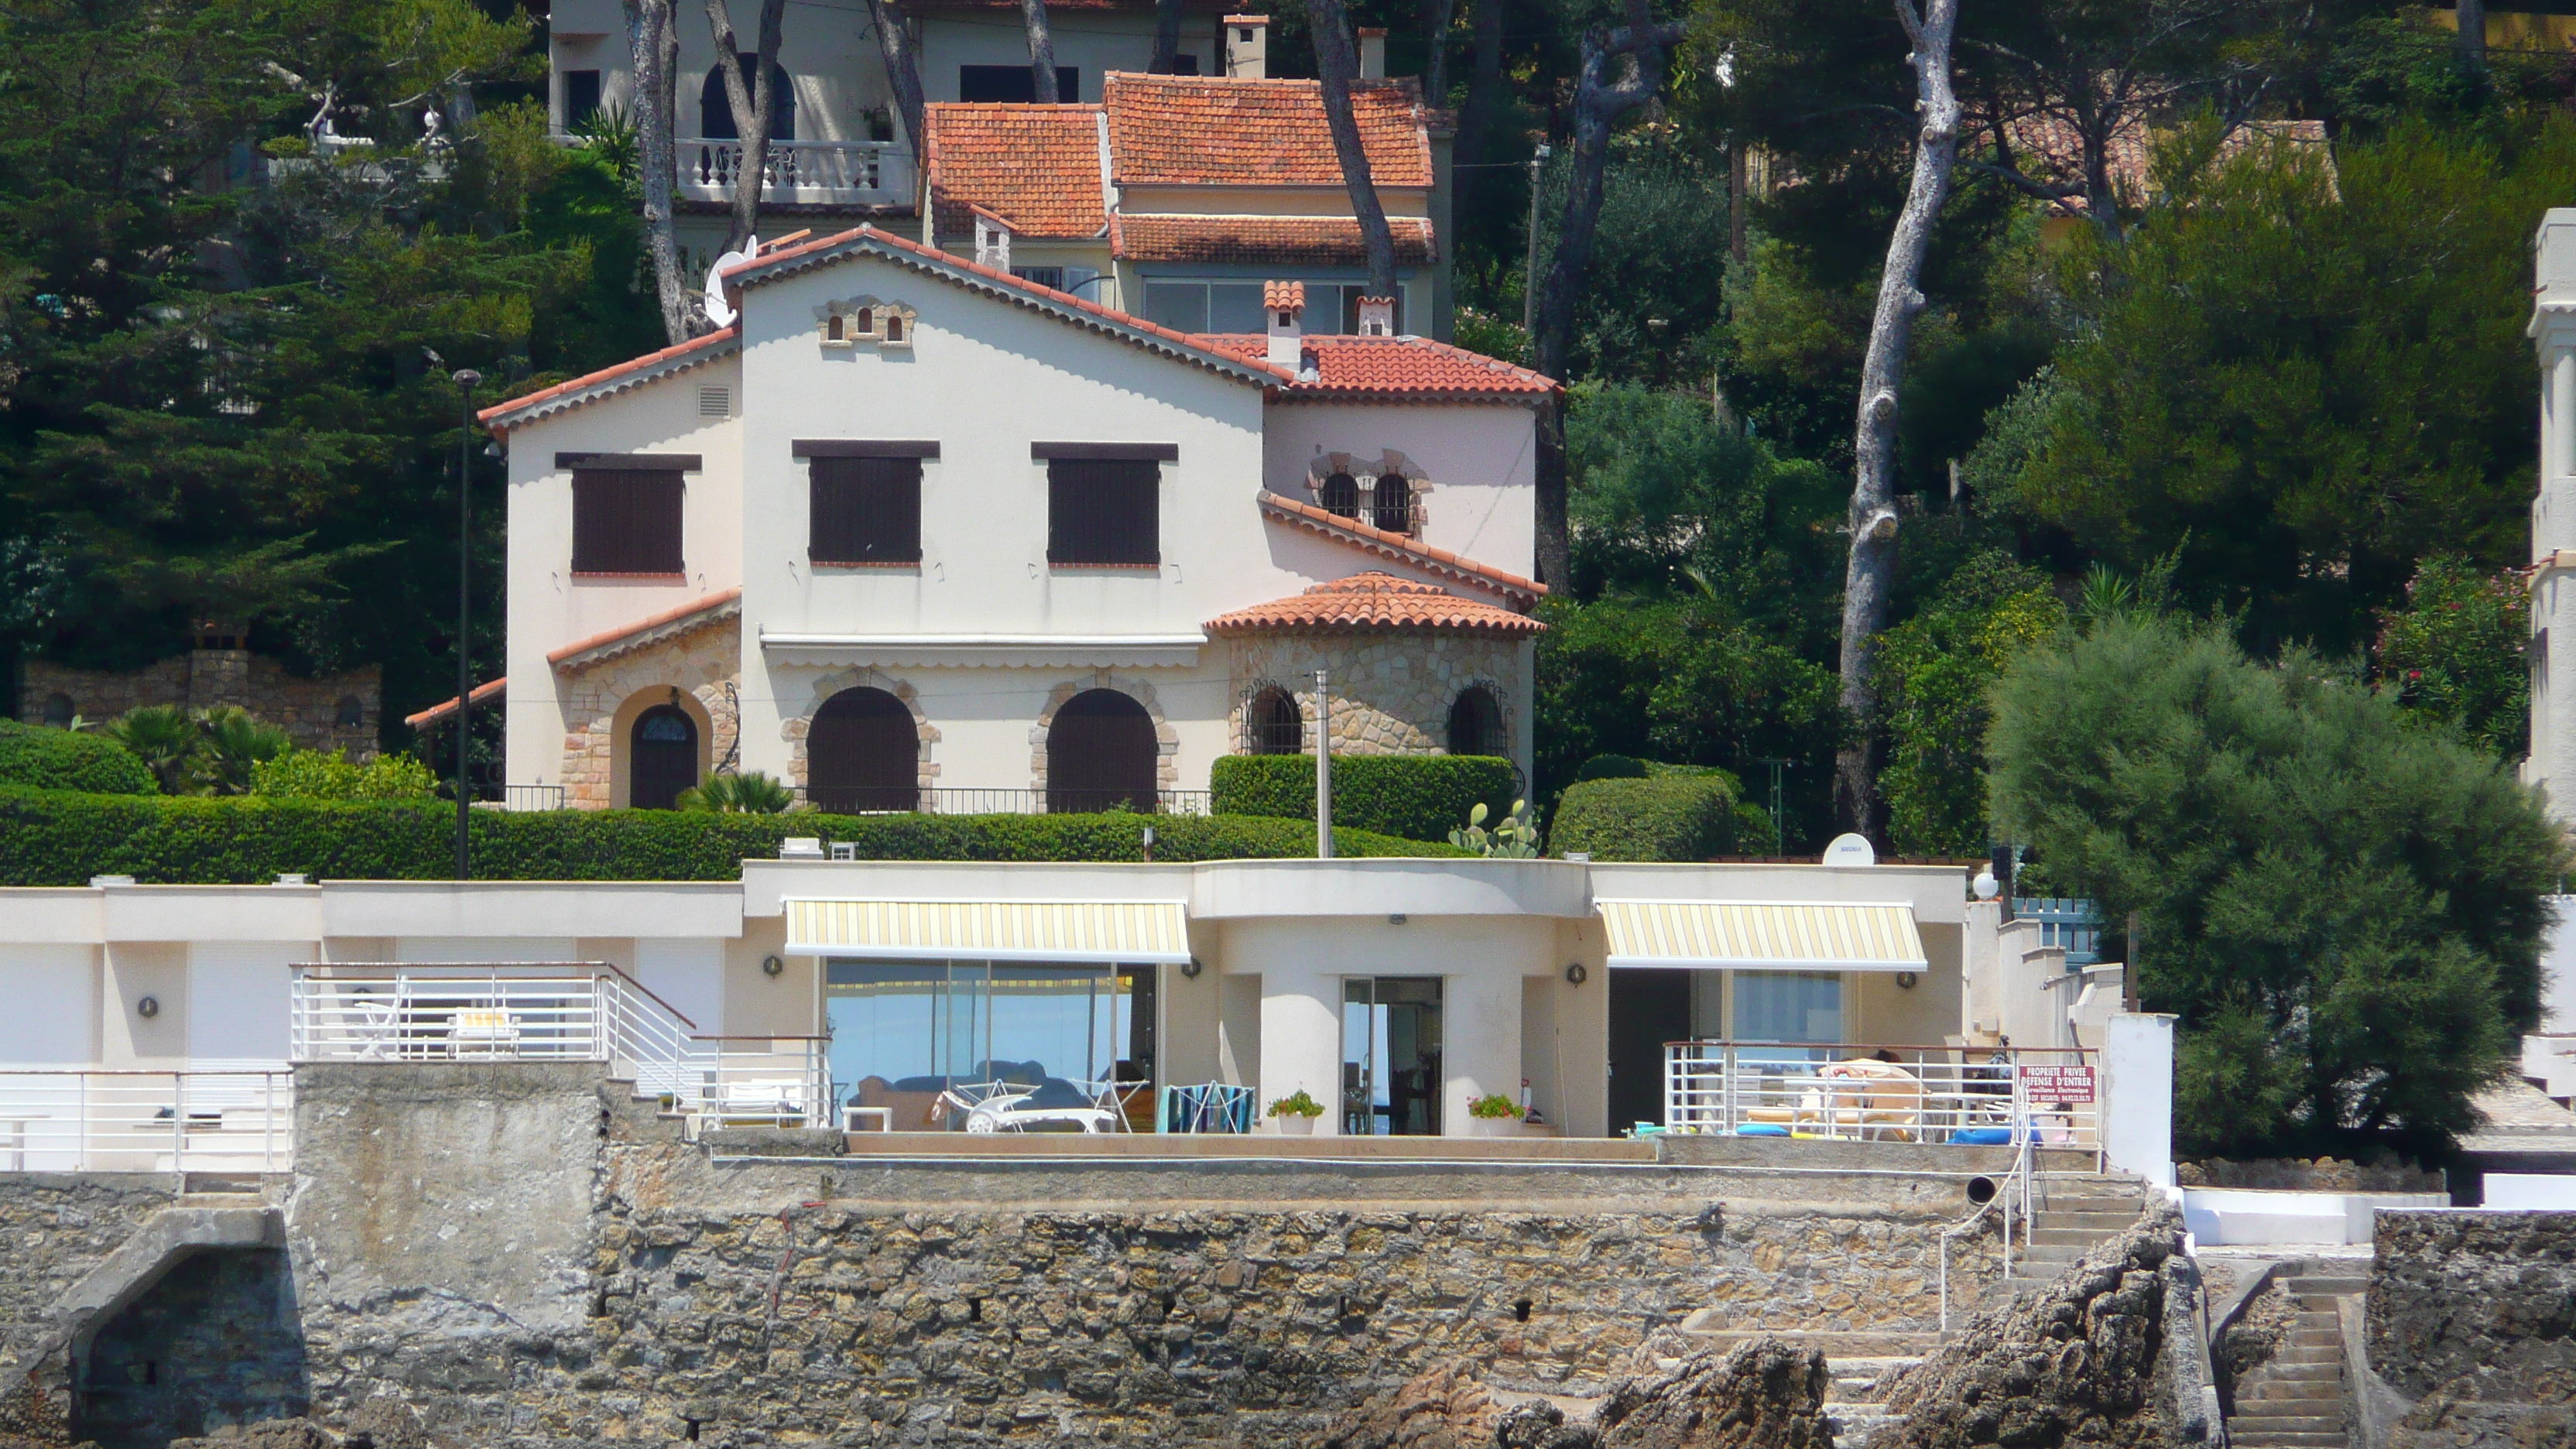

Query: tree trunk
left=1149, top=0, right=1186, bottom=73
left=625, top=0, right=695, bottom=344
left=1527, top=0, right=1687, bottom=588
left=705, top=0, right=788, bottom=253
left=2457, top=0, right=2487, bottom=75
left=1423, top=0, right=1455, bottom=104
left=864, top=0, right=926, bottom=166
left=1831, top=0, right=1961, bottom=842
left=1021, top=0, right=1060, bottom=102
left=1306, top=0, right=1399, bottom=303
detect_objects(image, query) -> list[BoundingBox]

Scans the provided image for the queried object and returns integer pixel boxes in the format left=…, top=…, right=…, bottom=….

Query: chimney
left=1356, top=295, right=1395, bottom=337
left=1357, top=27, right=1387, bottom=80
left=1264, top=280, right=1305, bottom=368
left=1226, top=15, right=1269, bottom=79
left=973, top=207, right=1012, bottom=272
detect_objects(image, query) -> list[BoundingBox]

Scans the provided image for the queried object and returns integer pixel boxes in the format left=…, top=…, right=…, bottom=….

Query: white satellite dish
left=701, top=236, right=755, bottom=326
left=1821, top=832, right=1876, bottom=868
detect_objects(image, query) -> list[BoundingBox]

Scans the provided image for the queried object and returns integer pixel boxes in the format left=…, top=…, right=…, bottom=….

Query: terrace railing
left=1662, top=1040, right=2100, bottom=1149
left=0, top=1069, right=291, bottom=1175
left=679, top=139, right=915, bottom=207
left=793, top=786, right=1214, bottom=817
left=290, top=963, right=828, bottom=1130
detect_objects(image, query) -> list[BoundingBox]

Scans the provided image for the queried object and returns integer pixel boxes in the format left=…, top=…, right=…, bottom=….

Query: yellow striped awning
left=783, top=899, right=1193, bottom=963
left=1595, top=899, right=1928, bottom=972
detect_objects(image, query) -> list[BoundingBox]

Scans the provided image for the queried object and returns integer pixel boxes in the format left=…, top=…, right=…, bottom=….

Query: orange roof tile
left=405, top=677, right=505, bottom=730
left=1198, top=334, right=1556, bottom=402
left=547, top=588, right=744, bottom=670
left=1264, top=279, right=1305, bottom=313
left=1989, top=113, right=2329, bottom=214
left=479, top=326, right=739, bottom=431
left=1207, top=571, right=1543, bottom=636
left=1255, top=491, right=1545, bottom=605
left=923, top=104, right=1108, bottom=242
left=1105, top=74, right=1433, bottom=188
left=1114, top=214, right=1435, bottom=265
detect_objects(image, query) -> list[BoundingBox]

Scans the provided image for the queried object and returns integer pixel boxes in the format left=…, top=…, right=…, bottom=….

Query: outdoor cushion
left=1951, top=1126, right=2014, bottom=1145
left=1735, top=1125, right=1790, bottom=1137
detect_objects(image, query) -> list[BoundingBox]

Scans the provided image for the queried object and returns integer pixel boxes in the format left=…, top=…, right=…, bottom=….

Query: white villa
left=420, top=228, right=1546, bottom=814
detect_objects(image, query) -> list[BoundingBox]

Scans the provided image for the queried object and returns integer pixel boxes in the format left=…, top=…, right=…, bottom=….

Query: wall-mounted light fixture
left=135, top=995, right=160, bottom=1019
left=762, top=954, right=785, bottom=978
left=1387, top=913, right=1407, bottom=925
left=1564, top=963, right=1588, bottom=986
left=1180, top=957, right=1204, bottom=979
left=1895, top=971, right=1919, bottom=990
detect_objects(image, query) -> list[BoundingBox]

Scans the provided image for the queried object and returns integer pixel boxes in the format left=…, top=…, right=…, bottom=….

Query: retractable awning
left=1595, top=899, right=1928, bottom=972
left=783, top=899, right=1193, bottom=963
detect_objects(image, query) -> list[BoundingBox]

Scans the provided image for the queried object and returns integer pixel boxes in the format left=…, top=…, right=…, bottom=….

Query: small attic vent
left=697, top=385, right=731, bottom=418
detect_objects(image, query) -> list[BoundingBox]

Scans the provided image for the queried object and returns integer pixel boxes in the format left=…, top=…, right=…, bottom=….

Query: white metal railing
left=1661, top=1041, right=2101, bottom=1149
left=0, top=1070, right=291, bottom=1174
left=290, top=964, right=829, bottom=1130
left=1937, top=1129, right=2034, bottom=1330
left=679, top=138, right=915, bottom=206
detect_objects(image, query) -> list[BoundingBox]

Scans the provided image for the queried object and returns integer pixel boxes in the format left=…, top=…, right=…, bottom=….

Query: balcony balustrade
left=679, top=138, right=915, bottom=208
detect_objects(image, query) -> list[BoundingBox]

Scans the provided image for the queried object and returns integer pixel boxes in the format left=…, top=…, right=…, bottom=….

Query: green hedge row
left=1209, top=754, right=1517, bottom=843
left=0, top=720, right=156, bottom=796
left=1550, top=774, right=1741, bottom=862
left=0, top=786, right=1457, bottom=886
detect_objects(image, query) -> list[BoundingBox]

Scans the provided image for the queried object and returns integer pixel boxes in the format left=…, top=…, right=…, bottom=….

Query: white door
left=187, top=942, right=301, bottom=1067
left=635, top=939, right=724, bottom=1036
left=0, top=947, right=97, bottom=1065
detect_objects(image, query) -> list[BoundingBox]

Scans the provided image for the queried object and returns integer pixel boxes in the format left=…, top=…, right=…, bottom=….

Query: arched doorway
left=700, top=58, right=795, bottom=139
left=1046, top=690, right=1157, bottom=812
left=630, top=705, right=700, bottom=809
left=809, top=687, right=917, bottom=812
left=1247, top=686, right=1303, bottom=755
left=1447, top=686, right=1503, bottom=757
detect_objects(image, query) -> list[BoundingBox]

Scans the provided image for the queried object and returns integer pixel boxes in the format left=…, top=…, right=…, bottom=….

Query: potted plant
left=1268, top=1089, right=1324, bottom=1135
left=1468, top=1093, right=1523, bottom=1136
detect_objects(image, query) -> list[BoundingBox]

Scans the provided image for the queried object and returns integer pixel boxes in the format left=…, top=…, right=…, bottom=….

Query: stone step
left=2233, top=1416, right=2346, bottom=1435
left=2272, top=1345, right=2341, bottom=1365
left=2014, top=1243, right=2092, bottom=1264
left=2033, top=1201, right=2145, bottom=1219
left=2288, top=1277, right=2368, bottom=1294
left=2287, top=1331, right=2342, bottom=1348
left=2030, top=1211, right=2139, bottom=1230
left=2228, top=1434, right=2347, bottom=1448
left=2245, top=1377, right=2342, bottom=1401
left=2027, top=1225, right=2126, bottom=1245
left=1676, top=1324, right=1946, bottom=1356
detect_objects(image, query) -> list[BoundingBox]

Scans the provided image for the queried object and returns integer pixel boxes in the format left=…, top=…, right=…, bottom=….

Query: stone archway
left=782, top=668, right=940, bottom=802
left=1029, top=673, right=1180, bottom=795
left=807, top=686, right=920, bottom=812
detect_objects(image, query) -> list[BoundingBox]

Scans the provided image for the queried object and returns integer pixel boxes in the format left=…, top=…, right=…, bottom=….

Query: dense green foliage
left=248, top=748, right=440, bottom=800
left=1210, top=754, right=1516, bottom=843
left=0, top=789, right=1455, bottom=886
left=0, top=720, right=156, bottom=795
left=1988, top=616, right=2566, bottom=1158
left=1874, top=555, right=2066, bottom=857
left=2373, top=555, right=2530, bottom=759
left=677, top=771, right=795, bottom=814
left=1550, top=775, right=1740, bottom=862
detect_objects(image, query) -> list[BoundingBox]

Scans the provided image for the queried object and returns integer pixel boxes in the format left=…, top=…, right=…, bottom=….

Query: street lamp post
left=451, top=368, right=481, bottom=881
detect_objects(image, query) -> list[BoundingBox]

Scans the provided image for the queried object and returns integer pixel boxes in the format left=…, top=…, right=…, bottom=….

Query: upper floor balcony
left=679, top=137, right=916, bottom=210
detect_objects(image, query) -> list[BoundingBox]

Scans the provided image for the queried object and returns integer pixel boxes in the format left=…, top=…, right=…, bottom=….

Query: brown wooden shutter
left=1046, top=458, right=1159, bottom=566
left=810, top=456, right=923, bottom=564
left=572, top=470, right=684, bottom=574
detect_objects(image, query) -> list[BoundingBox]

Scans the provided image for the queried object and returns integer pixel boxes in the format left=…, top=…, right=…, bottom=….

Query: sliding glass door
left=1341, top=977, right=1444, bottom=1136
left=826, top=961, right=1150, bottom=1129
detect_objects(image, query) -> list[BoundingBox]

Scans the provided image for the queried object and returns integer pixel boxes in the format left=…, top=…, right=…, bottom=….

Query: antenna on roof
left=702, top=235, right=756, bottom=327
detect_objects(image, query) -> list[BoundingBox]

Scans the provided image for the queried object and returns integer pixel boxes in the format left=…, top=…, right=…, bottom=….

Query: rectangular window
left=1046, top=457, right=1160, bottom=566
left=571, top=468, right=684, bottom=575
left=563, top=70, right=603, bottom=132
left=810, top=455, right=923, bottom=564
left=1013, top=265, right=1067, bottom=291
left=958, top=64, right=1081, bottom=103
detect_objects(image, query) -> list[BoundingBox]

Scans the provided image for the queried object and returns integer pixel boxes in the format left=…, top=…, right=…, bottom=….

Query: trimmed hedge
left=1550, top=774, right=1739, bottom=862
left=1210, top=754, right=1517, bottom=843
left=0, top=720, right=156, bottom=796
left=0, top=786, right=1458, bottom=885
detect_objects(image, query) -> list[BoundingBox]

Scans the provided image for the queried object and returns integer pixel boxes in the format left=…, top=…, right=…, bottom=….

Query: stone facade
left=779, top=670, right=944, bottom=796
left=1029, top=674, right=1184, bottom=793
left=555, top=617, right=742, bottom=808
left=1225, top=633, right=1522, bottom=759
left=0, top=1174, right=176, bottom=1380
left=2367, top=1208, right=2576, bottom=1447
left=19, top=653, right=381, bottom=759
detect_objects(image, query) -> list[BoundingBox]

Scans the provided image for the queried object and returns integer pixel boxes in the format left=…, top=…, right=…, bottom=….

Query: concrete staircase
left=2227, top=1266, right=2362, bottom=1449
left=1995, top=1172, right=2152, bottom=1295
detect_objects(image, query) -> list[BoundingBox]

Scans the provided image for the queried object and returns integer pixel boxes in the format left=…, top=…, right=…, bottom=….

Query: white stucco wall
left=918, top=13, right=1217, bottom=103
left=550, top=0, right=897, bottom=142
left=1260, top=402, right=1539, bottom=580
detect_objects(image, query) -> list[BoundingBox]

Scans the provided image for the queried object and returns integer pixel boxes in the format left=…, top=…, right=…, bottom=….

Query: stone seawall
left=0, top=1175, right=177, bottom=1375
left=2367, top=1208, right=2576, bottom=1448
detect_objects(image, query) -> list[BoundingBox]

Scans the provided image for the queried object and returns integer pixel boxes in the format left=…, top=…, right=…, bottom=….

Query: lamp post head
left=451, top=368, right=482, bottom=389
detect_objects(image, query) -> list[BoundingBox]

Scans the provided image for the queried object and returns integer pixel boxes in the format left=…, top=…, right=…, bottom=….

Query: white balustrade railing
left=291, top=964, right=829, bottom=1130
left=1662, top=1041, right=2100, bottom=1149
left=0, top=1070, right=291, bottom=1174
left=679, top=139, right=915, bottom=206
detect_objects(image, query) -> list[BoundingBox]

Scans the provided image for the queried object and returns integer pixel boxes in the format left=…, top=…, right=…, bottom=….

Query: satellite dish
left=702, top=238, right=755, bottom=327
left=1821, top=832, right=1876, bottom=868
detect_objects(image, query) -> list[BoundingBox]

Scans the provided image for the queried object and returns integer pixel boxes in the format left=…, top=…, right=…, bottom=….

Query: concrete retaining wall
left=2366, top=1208, right=2576, bottom=1448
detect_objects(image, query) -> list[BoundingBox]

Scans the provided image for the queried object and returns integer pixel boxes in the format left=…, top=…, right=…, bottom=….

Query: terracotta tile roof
left=1255, top=491, right=1545, bottom=606
left=1113, top=214, right=1436, bottom=265
left=923, top=104, right=1107, bottom=242
left=724, top=224, right=1296, bottom=385
left=1105, top=74, right=1434, bottom=188
left=1265, top=279, right=1304, bottom=312
left=1197, top=334, right=1556, bottom=402
left=1989, top=113, right=2330, bottom=214
left=547, top=588, right=744, bottom=671
left=405, top=677, right=505, bottom=730
left=478, top=326, right=740, bottom=432
left=1206, top=571, right=1543, bottom=637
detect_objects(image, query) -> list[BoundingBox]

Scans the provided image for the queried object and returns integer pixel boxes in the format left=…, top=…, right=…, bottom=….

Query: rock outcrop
left=1325, top=1340, right=1835, bottom=1449
left=1869, top=1208, right=2187, bottom=1449
left=1314, top=1362, right=1506, bottom=1449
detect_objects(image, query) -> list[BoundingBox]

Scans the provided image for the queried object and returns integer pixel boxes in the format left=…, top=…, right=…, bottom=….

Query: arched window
left=884, top=313, right=905, bottom=343
left=826, top=313, right=845, bottom=341
left=699, top=58, right=796, bottom=140
left=41, top=693, right=73, bottom=728
left=1318, top=471, right=1360, bottom=519
left=853, top=307, right=873, bottom=334
left=1247, top=687, right=1302, bottom=755
left=334, top=696, right=365, bottom=730
left=1447, top=686, right=1504, bottom=758
left=629, top=705, right=700, bottom=810
left=1046, top=689, right=1157, bottom=813
left=809, top=687, right=917, bottom=813
left=1370, top=474, right=1413, bottom=533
